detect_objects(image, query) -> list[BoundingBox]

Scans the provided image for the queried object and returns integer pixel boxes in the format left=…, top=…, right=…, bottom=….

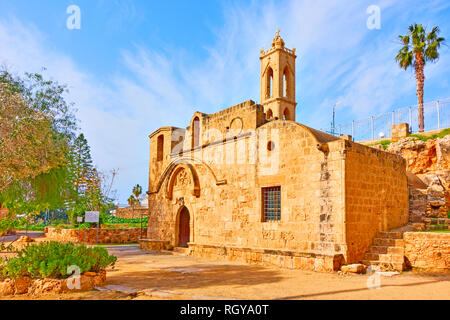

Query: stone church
left=144, top=32, right=409, bottom=271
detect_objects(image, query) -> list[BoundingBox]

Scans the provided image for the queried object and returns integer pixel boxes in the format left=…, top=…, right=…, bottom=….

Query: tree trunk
left=415, top=52, right=425, bottom=132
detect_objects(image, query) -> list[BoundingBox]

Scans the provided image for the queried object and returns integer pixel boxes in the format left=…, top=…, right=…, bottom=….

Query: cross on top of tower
left=272, top=29, right=285, bottom=48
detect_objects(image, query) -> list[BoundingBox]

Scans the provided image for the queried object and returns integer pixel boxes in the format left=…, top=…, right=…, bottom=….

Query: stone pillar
left=391, top=123, right=409, bottom=141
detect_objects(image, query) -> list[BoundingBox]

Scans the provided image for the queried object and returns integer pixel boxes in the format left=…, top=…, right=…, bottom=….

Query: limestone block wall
left=404, top=232, right=450, bottom=271
left=148, top=120, right=347, bottom=261
left=45, top=227, right=146, bottom=244
left=344, top=142, right=409, bottom=263
left=114, top=206, right=148, bottom=219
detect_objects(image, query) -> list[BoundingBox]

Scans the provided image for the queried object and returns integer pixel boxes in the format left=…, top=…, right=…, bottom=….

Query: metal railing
left=322, top=99, right=450, bottom=141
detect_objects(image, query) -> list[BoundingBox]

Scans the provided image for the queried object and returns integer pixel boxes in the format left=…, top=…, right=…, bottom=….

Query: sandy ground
left=1, top=239, right=449, bottom=300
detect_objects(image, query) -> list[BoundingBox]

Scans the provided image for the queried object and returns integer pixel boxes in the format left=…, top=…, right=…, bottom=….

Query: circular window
left=267, top=141, right=275, bottom=151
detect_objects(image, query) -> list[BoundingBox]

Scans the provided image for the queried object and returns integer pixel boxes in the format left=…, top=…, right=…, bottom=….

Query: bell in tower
left=260, top=30, right=297, bottom=121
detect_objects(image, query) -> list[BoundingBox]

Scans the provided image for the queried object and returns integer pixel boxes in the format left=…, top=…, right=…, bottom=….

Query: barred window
left=262, top=186, right=281, bottom=221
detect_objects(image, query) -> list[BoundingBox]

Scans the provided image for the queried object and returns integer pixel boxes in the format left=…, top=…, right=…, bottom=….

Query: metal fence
left=322, top=99, right=450, bottom=142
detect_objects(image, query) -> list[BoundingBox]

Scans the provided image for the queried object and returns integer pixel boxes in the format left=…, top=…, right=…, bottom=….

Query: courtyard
left=2, top=236, right=448, bottom=300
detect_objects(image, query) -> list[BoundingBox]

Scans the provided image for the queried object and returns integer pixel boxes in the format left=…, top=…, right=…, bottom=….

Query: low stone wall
left=187, top=243, right=344, bottom=272
left=404, top=232, right=450, bottom=271
left=0, top=271, right=106, bottom=297
left=139, top=239, right=170, bottom=251
left=45, top=227, right=146, bottom=244
left=114, top=206, right=148, bottom=219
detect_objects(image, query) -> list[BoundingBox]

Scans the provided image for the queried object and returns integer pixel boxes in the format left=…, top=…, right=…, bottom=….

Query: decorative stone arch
left=148, top=156, right=227, bottom=199
left=265, top=66, right=274, bottom=99
left=266, top=109, right=273, bottom=119
left=166, top=163, right=200, bottom=200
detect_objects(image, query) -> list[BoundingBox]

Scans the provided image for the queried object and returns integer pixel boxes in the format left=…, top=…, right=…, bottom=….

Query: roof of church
left=301, top=124, right=341, bottom=144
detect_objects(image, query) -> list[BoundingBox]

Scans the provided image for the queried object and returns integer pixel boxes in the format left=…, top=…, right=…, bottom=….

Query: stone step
left=361, top=260, right=405, bottom=272
left=373, top=238, right=404, bottom=247
left=425, top=225, right=450, bottom=231
left=369, top=245, right=404, bottom=255
left=172, top=247, right=189, bottom=255
left=378, top=254, right=405, bottom=264
left=364, top=252, right=405, bottom=263
left=376, top=231, right=403, bottom=239
left=422, top=218, right=450, bottom=225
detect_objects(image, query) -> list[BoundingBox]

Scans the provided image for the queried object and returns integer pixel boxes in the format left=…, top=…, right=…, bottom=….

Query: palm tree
left=132, top=184, right=143, bottom=202
left=396, top=24, right=445, bottom=132
left=127, top=195, right=137, bottom=219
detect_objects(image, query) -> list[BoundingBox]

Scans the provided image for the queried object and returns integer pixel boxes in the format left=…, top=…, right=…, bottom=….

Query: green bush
left=0, top=242, right=117, bottom=280
left=447, top=211, right=450, bottom=219
left=104, top=216, right=148, bottom=224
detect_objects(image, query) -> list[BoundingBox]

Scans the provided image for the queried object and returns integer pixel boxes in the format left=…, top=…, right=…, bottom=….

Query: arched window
left=192, top=116, right=200, bottom=148
left=283, top=108, right=290, bottom=120
left=266, top=67, right=273, bottom=99
left=267, top=109, right=273, bottom=120
left=283, top=67, right=289, bottom=97
left=157, top=135, right=164, bottom=161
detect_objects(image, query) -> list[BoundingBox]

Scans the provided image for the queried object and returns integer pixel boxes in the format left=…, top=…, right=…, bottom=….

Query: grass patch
left=366, top=140, right=392, bottom=150
left=409, top=128, right=450, bottom=142
left=419, top=229, right=450, bottom=233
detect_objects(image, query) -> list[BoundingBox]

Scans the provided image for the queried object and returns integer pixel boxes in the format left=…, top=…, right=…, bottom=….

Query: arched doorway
left=178, top=206, right=190, bottom=247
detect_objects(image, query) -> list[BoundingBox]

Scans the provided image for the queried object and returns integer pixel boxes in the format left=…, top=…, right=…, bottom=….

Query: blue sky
left=1, top=0, right=450, bottom=203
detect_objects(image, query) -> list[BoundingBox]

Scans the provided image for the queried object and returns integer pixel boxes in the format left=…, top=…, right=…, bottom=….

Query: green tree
left=132, top=184, right=143, bottom=201
left=0, top=70, right=76, bottom=215
left=396, top=24, right=445, bottom=132
left=66, top=134, right=114, bottom=224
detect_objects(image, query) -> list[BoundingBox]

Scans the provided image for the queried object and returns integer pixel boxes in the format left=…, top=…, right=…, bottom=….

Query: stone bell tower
left=260, top=30, right=297, bottom=121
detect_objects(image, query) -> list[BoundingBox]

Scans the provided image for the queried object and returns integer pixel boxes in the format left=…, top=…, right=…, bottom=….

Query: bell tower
left=260, top=30, right=297, bottom=121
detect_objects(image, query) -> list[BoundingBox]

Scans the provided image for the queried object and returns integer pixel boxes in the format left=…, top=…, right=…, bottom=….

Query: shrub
left=0, top=242, right=117, bottom=280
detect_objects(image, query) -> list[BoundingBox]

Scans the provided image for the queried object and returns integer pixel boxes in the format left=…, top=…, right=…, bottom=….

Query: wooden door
left=178, top=207, right=190, bottom=247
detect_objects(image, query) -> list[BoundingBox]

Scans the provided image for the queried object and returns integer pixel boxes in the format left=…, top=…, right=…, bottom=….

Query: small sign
left=77, top=216, right=83, bottom=223
left=85, top=211, right=99, bottom=223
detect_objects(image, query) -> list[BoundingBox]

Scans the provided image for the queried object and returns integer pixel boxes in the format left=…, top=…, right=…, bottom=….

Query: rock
left=83, top=272, right=97, bottom=277
left=17, top=236, right=35, bottom=243
left=340, top=264, right=366, bottom=274
left=14, top=277, right=32, bottom=294
left=413, top=223, right=425, bottom=231
left=436, top=135, right=450, bottom=170
left=0, top=280, right=14, bottom=296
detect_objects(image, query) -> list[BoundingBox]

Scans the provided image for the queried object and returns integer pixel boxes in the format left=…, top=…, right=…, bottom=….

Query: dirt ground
left=1, top=238, right=449, bottom=300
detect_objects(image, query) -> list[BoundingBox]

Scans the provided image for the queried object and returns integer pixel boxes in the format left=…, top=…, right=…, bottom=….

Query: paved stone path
left=96, top=245, right=449, bottom=300
left=2, top=242, right=449, bottom=300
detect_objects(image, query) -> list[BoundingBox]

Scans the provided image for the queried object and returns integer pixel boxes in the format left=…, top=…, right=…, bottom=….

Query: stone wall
left=404, top=232, right=450, bottom=271
left=188, top=243, right=344, bottom=272
left=45, top=227, right=146, bottom=244
left=114, top=206, right=148, bottom=219
left=0, top=272, right=106, bottom=297
left=344, top=142, right=409, bottom=263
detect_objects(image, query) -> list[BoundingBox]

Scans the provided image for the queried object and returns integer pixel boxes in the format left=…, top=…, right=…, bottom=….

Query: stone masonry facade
left=145, top=32, right=409, bottom=271
left=404, top=232, right=449, bottom=271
